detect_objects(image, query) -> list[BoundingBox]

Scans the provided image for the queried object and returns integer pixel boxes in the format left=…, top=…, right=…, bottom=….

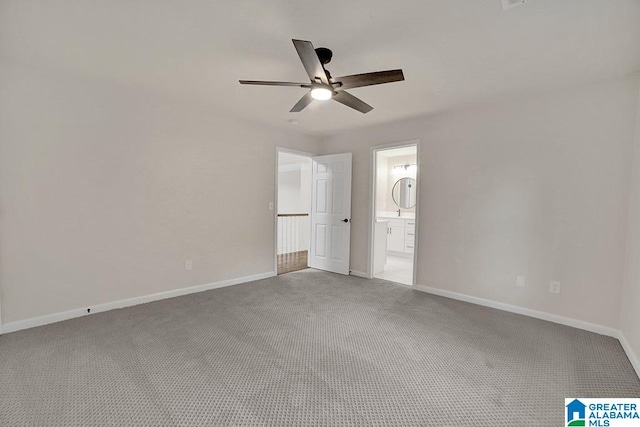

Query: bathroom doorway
left=276, top=149, right=313, bottom=275
left=370, top=143, right=419, bottom=286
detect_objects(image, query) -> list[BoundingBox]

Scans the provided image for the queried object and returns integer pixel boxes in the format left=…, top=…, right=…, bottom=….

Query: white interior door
left=309, top=153, right=352, bottom=275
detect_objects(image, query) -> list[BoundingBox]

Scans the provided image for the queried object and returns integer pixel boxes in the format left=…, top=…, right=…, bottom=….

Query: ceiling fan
left=239, top=39, right=405, bottom=114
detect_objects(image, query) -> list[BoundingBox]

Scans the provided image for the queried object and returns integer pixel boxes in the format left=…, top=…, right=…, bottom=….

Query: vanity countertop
left=376, top=212, right=415, bottom=220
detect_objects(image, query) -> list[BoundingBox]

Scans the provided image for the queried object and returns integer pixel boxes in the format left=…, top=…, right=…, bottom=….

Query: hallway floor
left=277, top=250, right=308, bottom=275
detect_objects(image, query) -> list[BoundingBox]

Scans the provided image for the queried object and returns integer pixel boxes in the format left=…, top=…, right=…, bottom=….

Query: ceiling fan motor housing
left=315, top=47, right=333, bottom=65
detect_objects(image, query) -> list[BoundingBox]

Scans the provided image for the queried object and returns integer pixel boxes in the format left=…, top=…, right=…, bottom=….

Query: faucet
left=397, top=209, right=401, bottom=217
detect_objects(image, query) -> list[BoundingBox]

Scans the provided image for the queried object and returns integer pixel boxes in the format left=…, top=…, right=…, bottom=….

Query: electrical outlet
left=549, top=281, right=561, bottom=294
left=516, top=275, right=525, bottom=288
left=185, top=260, right=193, bottom=271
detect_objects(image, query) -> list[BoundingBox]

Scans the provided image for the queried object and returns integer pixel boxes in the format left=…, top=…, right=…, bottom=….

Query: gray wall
left=321, top=76, right=640, bottom=330
left=621, top=82, right=640, bottom=370
left=0, top=61, right=320, bottom=324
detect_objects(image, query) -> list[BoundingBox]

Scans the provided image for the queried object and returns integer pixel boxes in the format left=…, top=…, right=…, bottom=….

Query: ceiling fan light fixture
left=239, top=39, right=405, bottom=113
left=311, top=87, right=332, bottom=101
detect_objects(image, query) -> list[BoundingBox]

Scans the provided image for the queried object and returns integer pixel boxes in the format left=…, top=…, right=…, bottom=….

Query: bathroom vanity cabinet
left=378, top=217, right=415, bottom=254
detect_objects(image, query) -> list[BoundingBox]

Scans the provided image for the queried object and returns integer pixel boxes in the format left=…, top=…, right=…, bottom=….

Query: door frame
left=368, top=140, right=421, bottom=288
left=274, top=146, right=315, bottom=274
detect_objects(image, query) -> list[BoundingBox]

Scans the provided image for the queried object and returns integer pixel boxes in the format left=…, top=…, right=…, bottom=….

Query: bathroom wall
left=375, top=156, right=389, bottom=214
left=376, top=152, right=417, bottom=216
left=384, top=154, right=417, bottom=215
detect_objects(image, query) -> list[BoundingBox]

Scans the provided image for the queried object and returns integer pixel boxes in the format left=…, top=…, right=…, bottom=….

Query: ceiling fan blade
left=292, top=39, right=329, bottom=85
left=290, top=92, right=314, bottom=112
left=333, top=69, right=404, bottom=90
left=332, top=90, right=373, bottom=114
left=239, top=80, right=311, bottom=87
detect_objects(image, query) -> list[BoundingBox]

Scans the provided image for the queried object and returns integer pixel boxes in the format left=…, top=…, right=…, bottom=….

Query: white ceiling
left=2, top=0, right=640, bottom=137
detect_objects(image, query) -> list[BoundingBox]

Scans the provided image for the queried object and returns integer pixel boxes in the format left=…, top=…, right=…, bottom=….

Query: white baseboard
left=349, top=270, right=370, bottom=279
left=415, top=284, right=619, bottom=337
left=3, top=274, right=638, bottom=381
left=617, top=332, right=640, bottom=379
left=415, top=284, right=640, bottom=380
left=1, top=271, right=276, bottom=335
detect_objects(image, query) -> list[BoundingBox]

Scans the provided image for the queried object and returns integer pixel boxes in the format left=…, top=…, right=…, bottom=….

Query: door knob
left=342, top=218, right=349, bottom=223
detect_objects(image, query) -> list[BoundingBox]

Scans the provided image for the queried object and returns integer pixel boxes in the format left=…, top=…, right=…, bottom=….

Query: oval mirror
left=392, top=177, right=416, bottom=209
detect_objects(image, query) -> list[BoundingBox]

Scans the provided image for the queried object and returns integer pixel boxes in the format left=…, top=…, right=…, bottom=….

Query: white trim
left=415, top=284, right=619, bottom=337
left=617, top=332, right=640, bottom=379
left=349, top=270, right=369, bottom=278
left=276, top=146, right=315, bottom=158
left=367, top=146, right=376, bottom=280
left=412, top=142, right=421, bottom=290
left=369, top=140, right=420, bottom=285
left=1, top=271, right=275, bottom=335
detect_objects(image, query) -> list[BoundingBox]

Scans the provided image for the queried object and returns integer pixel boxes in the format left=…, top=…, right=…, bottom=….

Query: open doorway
left=371, top=143, right=419, bottom=286
left=276, top=150, right=312, bottom=275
